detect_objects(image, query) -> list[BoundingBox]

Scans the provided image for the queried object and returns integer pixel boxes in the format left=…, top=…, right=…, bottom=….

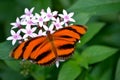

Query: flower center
left=39, top=17, right=43, bottom=22
left=47, top=13, right=52, bottom=18
left=16, top=23, right=20, bottom=27
left=27, top=30, right=32, bottom=34
left=13, top=34, right=18, bottom=39
left=55, top=23, right=60, bottom=27
left=26, top=12, right=31, bottom=16
left=28, top=20, right=33, bottom=25
left=64, top=15, right=69, bottom=20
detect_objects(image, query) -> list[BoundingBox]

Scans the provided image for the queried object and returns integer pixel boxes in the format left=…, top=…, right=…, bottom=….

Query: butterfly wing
left=11, top=36, right=56, bottom=65
left=30, top=40, right=56, bottom=65
left=53, top=25, right=87, bottom=59
left=11, top=36, right=46, bottom=60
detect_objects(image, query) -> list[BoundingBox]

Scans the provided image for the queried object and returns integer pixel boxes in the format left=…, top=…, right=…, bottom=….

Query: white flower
left=11, top=17, right=21, bottom=29
left=35, top=13, right=46, bottom=27
left=20, top=7, right=34, bottom=19
left=55, top=59, right=65, bottom=68
left=43, top=24, right=54, bottom=35
left=43, top=7, right=58, bottom=21
left=21, top=25, right=37, bottom=39
left=7, top=30, right=22, bottom=45
left=59, top=10, right=75, bottom=23
left=21, top=17, right=37, bottom=26
left=53, top=18, right=64, bottom=30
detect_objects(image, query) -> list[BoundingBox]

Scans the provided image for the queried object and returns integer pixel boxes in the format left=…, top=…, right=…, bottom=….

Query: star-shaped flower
left=43, top=24, right=55, bottom=35
left=21, top=17, right=37, bottom=26
left=42, top=7, right=58, bottom=21
left=53, top=18, right=64, bottom=30
left=7, top=30, right=22, bottom=45
left=35, top=13, right=46, bottom=27
left=20, top=7, right=34, bottom=19
left=21, top=25, right=37, bottom=39
left=59, top=10, right=75, bottom=23
left=10, top=17, right=21, bottom=29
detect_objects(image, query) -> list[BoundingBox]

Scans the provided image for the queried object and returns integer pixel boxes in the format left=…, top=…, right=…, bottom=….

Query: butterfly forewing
left=53, top=25, right=87, bottom=42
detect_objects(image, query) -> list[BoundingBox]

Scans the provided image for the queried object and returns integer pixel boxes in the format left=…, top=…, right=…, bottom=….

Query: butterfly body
left=11, top=25, right=87, bottom=66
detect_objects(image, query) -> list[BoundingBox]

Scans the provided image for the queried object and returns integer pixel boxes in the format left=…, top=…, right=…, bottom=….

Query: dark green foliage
left=0, top=0, right=120, bottom=80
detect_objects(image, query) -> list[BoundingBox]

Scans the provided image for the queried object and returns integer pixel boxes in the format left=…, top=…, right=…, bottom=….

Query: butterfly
left=11, top=25, right=87, bottom=66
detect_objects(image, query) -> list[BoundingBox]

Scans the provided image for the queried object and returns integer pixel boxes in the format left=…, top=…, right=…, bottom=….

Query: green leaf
left=0, top=41, right=21, bottom=71
left=68, top=0, right=120, bottom=15
left=77, top=22, right=105, bottom=47
left=73, top=13, right=91, bottom=25
left=89, top=53, right=118, bottom=80
left=0, top=64, right=24, bottom=80
left=58, top=61, right=82, bottom=80
left=115, top=57, right=120, bottom=80
left=80, top=45, right=118, bottom=64
left=0, top=41, right=12, bottom=60
left=5, top=60, right=21, bottom=71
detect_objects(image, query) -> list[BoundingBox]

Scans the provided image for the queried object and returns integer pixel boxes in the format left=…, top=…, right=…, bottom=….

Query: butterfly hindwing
left=53, top=25, right=87, bottom=59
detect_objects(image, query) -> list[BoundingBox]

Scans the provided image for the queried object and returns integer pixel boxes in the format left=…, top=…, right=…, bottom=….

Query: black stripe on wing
left=58, top=51, right=74, bottom=60
left=58, top=44, right=74, bottom=50
left=19, top=36, right=45, bottom=58
left=39, top=58, right=56, bottom=66
left=35, top=50, right=51, bottom=61
left=57, top=44, right=74, bottom=59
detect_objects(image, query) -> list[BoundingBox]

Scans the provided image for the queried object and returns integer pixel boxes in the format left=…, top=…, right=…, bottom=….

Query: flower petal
left=32, top=33, right=37, bottom=37
left=26, top=25, right=31, bottom=30
left=30, top=7, right=34, bottom=13
left=53, top=11, right=58, bottom=16
left=10, top=23, right=16, bottom=26
left=17, top=30, right=21, bottom=34
left=7, top=36, right=13, bottom=40
left=25, top=8, right=29, bottom=14
left=47, top=7, right=51, bottom=13
left=16, top=17, right=20, bottom=23
left=32, top=27, right=37, bottom=32
left=12, top=39, right=16, bottom=45
left=21, top=29, right=27, bottom=33
left=35, top=13, right=40, bottom=18
left=49, top=24, right=54, bottom=31
left=63, top=9, right=67, bottom=15
left=43, top=25, right=48, bottom=31
left=11, top=30, right=16, bottom=35
left=55, top=61, right=59, bottom=68
left=23, top=34, right=28, bottom=39
left=68, top=12, right=74, bottom=17
left=59, top=14, right=64, bottom=18
left=69, top=18, right=75, bottom=22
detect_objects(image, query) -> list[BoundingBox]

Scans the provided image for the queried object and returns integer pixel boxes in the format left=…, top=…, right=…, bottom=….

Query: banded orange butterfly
left=11, top=25, right=87, bottom=66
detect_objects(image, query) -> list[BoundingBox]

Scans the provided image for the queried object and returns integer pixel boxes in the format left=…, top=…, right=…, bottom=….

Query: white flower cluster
left=7, top=7, right=75, bottom=45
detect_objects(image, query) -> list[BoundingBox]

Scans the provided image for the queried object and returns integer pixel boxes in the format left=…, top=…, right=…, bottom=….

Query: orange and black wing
left=53, top=25, right=87, bottom=59
left=11, top=36, right=47, bottom=60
